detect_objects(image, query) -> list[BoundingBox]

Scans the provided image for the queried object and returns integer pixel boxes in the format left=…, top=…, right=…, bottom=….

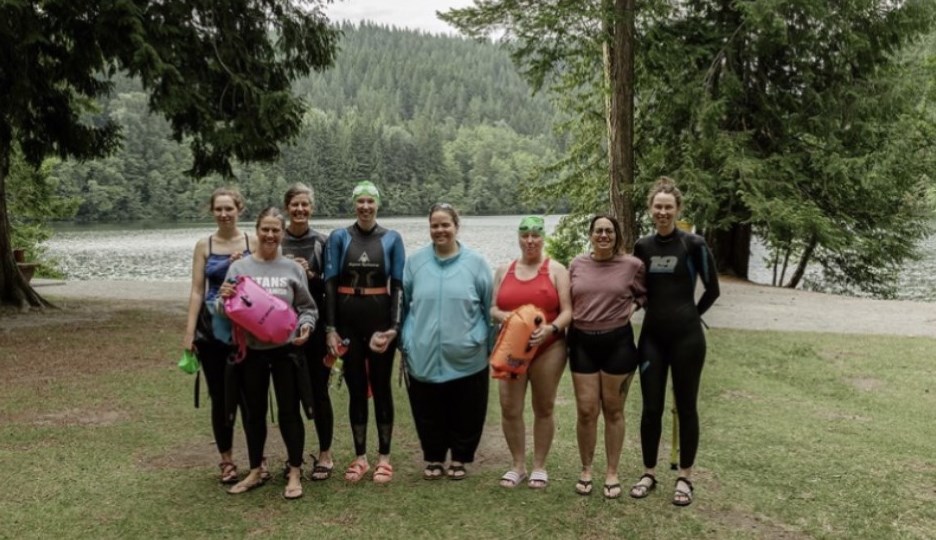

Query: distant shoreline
left=31, top=276, right=936, bottom=338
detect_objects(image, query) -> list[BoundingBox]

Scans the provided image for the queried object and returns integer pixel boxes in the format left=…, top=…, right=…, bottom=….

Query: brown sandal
left=219, top=461, right=238, bottom=484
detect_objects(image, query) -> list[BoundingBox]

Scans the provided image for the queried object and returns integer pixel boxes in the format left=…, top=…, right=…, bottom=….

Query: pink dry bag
left=223, top=275, right=298, bottom=361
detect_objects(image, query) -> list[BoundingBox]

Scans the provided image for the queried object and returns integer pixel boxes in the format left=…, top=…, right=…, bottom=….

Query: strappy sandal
left=344, top=460, right=370, bottom=483
left=219, top=461, right=238, bottom=484
left=447, top=464, right=467, bottom=481
left=283, top=483, right=303, bottom=500
left=574, top=478, right=593, bottom=496
left=281, top=459, right=306, bottom=480
left=629, top=473, right=657, bottom=499
left=673, top=477, right=694, bottom=507
left=499, top=470, right=526, bottom=488
left=259, top=457, right=271, bottom=483
left=423, top=463, right=445, bottom=481
left=227, top=472, right=267, bottom=495
left=528, top=470, right=549, bottom=490
left=309, top=457, right=334, bottom=482
left=283, top=476, right=304, bottom=500
left=373, top=462, right=394, bottom=485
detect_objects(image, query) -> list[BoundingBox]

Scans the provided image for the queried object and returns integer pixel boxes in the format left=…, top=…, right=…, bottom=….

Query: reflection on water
left=46, top=216, right=563, bottom=282
left=45, top=216, right=935, bottom=302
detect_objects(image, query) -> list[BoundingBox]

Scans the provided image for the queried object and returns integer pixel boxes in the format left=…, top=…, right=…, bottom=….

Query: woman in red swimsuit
left=491, top=216, right=572, bottom=490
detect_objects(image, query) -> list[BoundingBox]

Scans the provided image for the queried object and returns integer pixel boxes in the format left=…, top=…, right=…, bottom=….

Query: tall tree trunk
left=603, top=0, right=637, bottom=251
left=0, top=137, right=52, bottom=310
left=785, top=234, right=818, bottom=289
left=706, top=222, right=751, bottom=278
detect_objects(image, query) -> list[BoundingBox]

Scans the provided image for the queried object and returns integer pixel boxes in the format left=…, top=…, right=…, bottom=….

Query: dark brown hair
left=429, top=203, right=460, bottom=228
left=588, top=213, right=623, bottom=254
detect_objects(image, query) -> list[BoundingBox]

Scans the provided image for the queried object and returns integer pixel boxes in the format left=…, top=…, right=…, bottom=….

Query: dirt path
left=25, top=276, right=936, bottom=338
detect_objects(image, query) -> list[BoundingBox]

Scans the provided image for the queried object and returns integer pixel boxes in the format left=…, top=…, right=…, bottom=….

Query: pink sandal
left=373, top=462, right=394, bottom=485
left=344, top=460, right=370, bottom=483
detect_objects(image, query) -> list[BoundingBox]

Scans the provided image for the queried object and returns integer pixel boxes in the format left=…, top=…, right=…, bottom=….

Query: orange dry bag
left=489, top=304, right=546, bottom=380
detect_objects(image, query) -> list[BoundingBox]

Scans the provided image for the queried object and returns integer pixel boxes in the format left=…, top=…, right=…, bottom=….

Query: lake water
left=45, top=216, right=936, bottom=302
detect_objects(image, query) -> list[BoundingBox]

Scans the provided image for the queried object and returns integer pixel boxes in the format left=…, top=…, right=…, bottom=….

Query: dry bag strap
left=232, top=324, right=248, bottom=363
left=337, top=286, right=389, bottom=296
left=194, top=369, right=201, bottom=409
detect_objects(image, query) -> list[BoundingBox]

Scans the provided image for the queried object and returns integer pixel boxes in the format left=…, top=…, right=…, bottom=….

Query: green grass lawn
left=1, top=303, right=934, bottom=539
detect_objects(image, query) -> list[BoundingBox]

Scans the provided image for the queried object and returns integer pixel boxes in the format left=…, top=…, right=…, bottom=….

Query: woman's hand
left=182, top=332, right=195, bottom=351
left=326, top=329, right=344, bottom=356
left=291, top=256, right=311, bottom=274
left=527, top=323, right=554, bottom=348
left=369, top=329, right=397, bottom=354
left=218, top=281, right=236, bottom=299
left=294, top=324, right=312, bottom=346
left=229, top=252, right=243, bottom=262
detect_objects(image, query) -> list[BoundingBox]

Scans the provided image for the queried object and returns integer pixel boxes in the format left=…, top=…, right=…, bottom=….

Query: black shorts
left=568, top=324, right=637, bottom=375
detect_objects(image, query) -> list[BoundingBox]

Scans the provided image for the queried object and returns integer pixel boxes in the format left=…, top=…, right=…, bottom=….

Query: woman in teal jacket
left=401, top=203, right=494, bottom=481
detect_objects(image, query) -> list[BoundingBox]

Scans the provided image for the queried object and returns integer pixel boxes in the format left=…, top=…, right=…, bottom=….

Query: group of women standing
left=182, top=176, right=719, bottom=506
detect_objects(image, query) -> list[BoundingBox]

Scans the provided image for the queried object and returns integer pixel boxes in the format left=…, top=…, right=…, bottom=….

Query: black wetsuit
left=324, top=222, right=404, bottom=457
left=634, top=229, right=719, bottom=470
left=282, top=226, right=332, bottom=456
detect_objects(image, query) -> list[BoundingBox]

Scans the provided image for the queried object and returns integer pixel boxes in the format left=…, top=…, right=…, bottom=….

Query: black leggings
left=407, top=366, right=489, bottom=463
left=238, top=346, right=305, bottom=469
left=638, top=324, right=706, bottom=470
left=195, top=339, right=235, bottom=454
left=343, top=334, right=396, bottom=456
left=303, top=331, right=333, bottom=453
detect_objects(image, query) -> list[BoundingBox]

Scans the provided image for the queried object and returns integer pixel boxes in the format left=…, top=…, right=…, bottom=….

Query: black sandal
left=309, top=460, right=334, bottom=481
left=423, top=463, right=445, bottom=480
left=629, top=473, right=657, bottom=499
left=673, top=477, right=694, bottom=507
left=447, top=464, right=467, bottom=481
left=574, top=478, right=593, bottom=496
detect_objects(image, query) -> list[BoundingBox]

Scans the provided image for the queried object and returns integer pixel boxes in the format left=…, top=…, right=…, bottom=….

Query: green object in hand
left=178, top=349, right=200, bottom=374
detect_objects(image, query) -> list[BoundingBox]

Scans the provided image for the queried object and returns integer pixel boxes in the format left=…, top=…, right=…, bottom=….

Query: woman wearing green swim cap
left=323, top=181, right=405, bottom=484
left=491, top=216, right=572, bottom=490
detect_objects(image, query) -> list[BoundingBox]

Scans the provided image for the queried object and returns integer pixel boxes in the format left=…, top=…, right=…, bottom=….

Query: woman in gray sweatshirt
left=220, top=207, right=317, bottom=500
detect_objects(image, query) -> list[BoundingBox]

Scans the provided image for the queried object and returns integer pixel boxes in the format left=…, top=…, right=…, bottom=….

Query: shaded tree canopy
left=444, top=0, right=936, bottom=296
left=0, top=0, right=339, bottom=308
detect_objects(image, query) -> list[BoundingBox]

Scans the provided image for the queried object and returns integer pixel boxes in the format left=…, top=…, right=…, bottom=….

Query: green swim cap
left=351, top=181, right=381, bottom=205
left=518, top=216, right=545, bottom=235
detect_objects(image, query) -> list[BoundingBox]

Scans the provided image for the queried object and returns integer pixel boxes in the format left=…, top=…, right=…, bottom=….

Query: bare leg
left=572, top=372, right=601, bottom=487
left=599, top=371, right=633, bottom=497
left=528, top=340, right=567, bottom=476
left=499, top=374, right=529, bottom=485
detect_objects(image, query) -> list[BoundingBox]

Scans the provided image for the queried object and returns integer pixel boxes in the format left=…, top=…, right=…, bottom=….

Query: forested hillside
left=50, top=23, right=562, bottom=221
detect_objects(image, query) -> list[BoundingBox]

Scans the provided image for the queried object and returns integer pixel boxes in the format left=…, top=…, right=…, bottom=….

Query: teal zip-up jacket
left=401, top=243, right=493, bottom=383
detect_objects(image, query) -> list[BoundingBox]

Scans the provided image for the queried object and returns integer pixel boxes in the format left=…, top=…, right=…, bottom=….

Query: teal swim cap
left=518, top=216, right=545, bottom=235
left=351, top=181, right=381, bottom=206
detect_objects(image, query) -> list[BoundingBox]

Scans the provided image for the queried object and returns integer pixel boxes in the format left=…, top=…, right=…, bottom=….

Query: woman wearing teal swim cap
left=491, top=216, right=572, bottom=490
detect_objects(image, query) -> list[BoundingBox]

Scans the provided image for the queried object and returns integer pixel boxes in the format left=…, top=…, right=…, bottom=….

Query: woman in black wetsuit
left=323, top=181, right=405, bottom=485
left=281, top=183, right=334, bottom=481
left=630, top=177, right=719, bottom=506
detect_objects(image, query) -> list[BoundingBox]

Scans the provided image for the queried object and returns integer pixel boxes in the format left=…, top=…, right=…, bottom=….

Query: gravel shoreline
left=31, top=276, right=936, bottom=338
